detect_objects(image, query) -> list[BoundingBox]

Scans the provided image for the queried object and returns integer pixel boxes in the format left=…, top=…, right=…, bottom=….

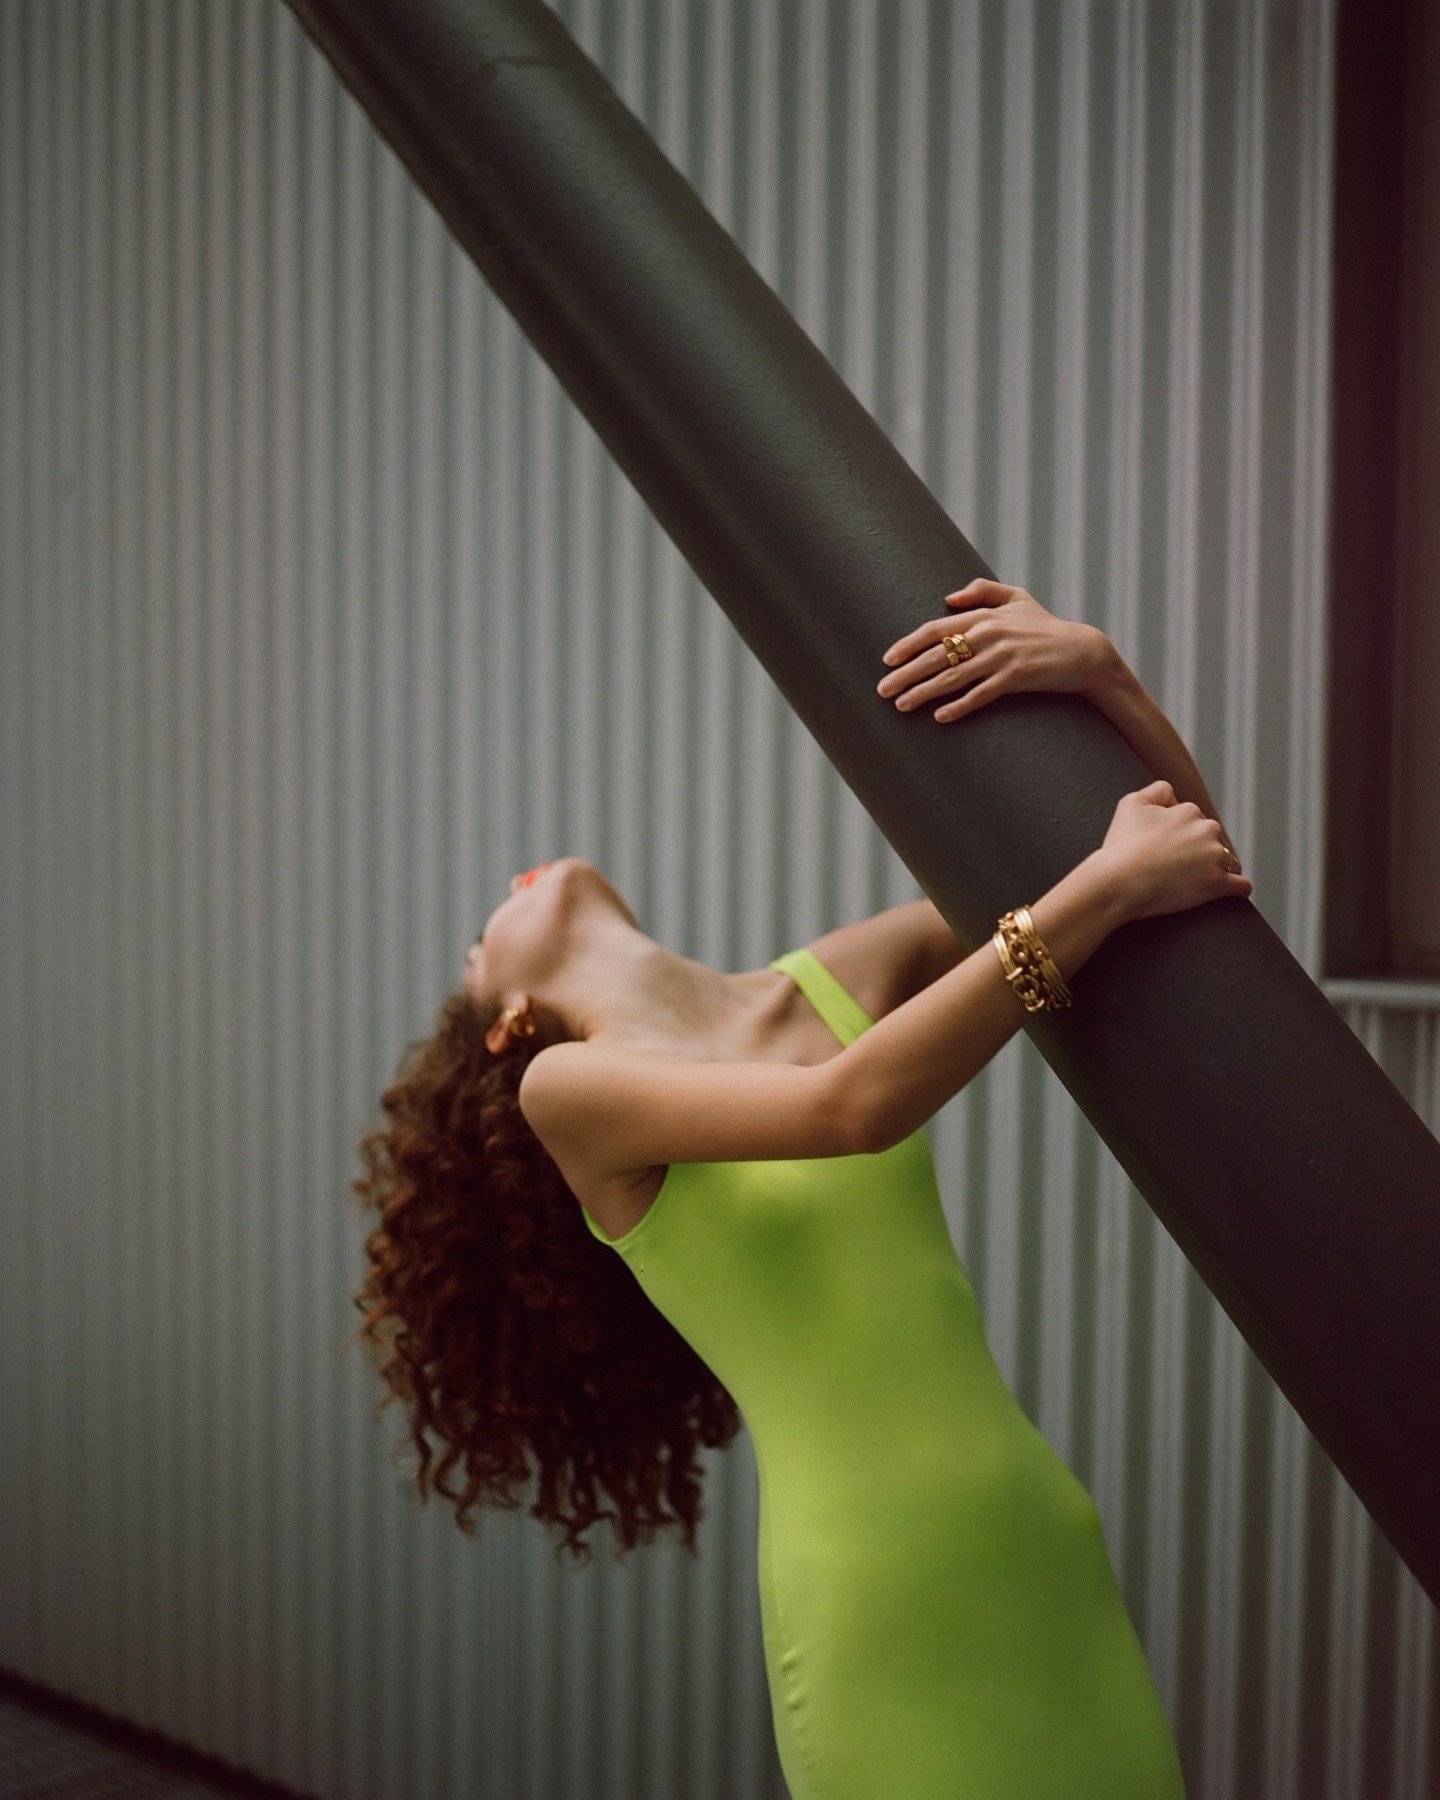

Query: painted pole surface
left=283, top=0, right=1440, bottom=1602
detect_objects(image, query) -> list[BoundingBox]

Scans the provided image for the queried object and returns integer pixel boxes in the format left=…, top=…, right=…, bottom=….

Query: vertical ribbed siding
left=1, top=2, right=1432, bottom=1798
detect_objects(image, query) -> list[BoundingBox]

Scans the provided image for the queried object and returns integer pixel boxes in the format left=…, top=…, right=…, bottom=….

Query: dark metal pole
left=282, top=0, right=1440, bottom=1603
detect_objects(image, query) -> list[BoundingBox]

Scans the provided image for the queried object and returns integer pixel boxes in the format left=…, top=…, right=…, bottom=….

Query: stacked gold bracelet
left=992, top=906, right=1073, bottom=1013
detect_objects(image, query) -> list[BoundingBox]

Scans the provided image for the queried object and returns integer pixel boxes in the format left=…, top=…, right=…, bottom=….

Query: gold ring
left=942, top=633, right=974, bottom=667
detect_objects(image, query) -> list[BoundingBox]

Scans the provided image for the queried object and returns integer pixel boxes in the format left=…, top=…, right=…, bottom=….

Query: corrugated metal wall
left=1, top=1, right=1433, bottom=1796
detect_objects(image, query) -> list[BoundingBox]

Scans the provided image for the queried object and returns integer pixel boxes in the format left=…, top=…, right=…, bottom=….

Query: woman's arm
left=861, top=643, right=1240, bottom=1008
left=837, top=847, right=1135, bottom=1151
left=520, top=847, right=1141, bottom=1176
left=876, top=585, right=1239, bottom=866
left=1083, top=638, right=1238, bottom=860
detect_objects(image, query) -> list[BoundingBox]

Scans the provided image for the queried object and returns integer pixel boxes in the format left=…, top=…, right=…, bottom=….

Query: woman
left=351, top=581, right=1250, bottom=1799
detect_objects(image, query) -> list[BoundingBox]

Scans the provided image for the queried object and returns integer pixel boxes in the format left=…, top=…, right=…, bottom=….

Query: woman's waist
left=750, top=1384, right=1093, bottom=1521
left=728, top=1313, right=1020, bottom=1434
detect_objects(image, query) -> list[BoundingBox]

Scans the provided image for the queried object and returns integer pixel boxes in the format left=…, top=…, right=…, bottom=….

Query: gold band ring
left=942, top=633, right=974, bottom=667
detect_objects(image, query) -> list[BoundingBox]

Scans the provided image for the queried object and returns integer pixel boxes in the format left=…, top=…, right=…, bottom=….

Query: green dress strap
left=768, top=946, right=875, bottom=1047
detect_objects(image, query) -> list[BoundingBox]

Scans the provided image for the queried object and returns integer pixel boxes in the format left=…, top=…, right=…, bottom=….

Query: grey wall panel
left=1, top=2, right=1433, bottom=1798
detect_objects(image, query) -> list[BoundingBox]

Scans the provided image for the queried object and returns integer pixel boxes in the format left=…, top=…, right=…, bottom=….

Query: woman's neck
left=547, top=926, right=796, bottom=1059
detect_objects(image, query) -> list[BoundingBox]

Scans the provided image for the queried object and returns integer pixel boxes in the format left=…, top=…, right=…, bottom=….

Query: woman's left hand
left=876, top=579, right=1114, bottom=723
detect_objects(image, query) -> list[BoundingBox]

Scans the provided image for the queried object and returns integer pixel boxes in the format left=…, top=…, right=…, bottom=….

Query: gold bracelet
left=1013, top=906, right=1073, bottom=1009
left=1017, top=907, right=1071, bottom=1010
left=992, top=925, right=1049, bottom=1012
left=992, top=906, right=1073, bottom=1013
left=993, top=918, right=1064, bottom=1012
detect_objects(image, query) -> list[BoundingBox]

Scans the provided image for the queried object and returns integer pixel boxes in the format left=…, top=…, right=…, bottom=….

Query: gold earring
left=485, top=1000, right=537, bottom=1054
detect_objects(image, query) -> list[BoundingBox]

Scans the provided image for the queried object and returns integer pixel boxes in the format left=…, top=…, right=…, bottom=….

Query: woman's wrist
left=1077, top=625, right=1126, bottom=702
left=1078, top=846, right=1150, bottom=930
left=1025, top=849, right=1142, bottom=988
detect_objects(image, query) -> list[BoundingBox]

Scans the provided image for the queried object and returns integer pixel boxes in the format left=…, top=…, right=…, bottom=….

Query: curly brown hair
left=347, top=986, right=741, bottom=1565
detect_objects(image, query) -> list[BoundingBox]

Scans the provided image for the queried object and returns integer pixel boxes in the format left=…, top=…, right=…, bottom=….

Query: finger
left=890, top=650, right=997, bottom=711
left=879, top=616, right=988, bottom=677
left=880, top=624, right=939, bottom=667
left=933, top=672, right=1007, bottom=722
left=871, top=637, right=986, bottom=698
left=882, top=613, right=975, bottom=664
left=943, top=578, right=1011, bottom=606
left=878, top=637, right=969, bottom=696
left=880, top=629, right=934, bottom=670
left=933, top=605, right=1004, bottom=641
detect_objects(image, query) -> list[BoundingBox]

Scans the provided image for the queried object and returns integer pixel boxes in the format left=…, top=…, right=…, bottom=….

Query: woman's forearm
left=1084, top=639, right=1237, bottom=858
left=837, top=848, right=1137, bottom=1151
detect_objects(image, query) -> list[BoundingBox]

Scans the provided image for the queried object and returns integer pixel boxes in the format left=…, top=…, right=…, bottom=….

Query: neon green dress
left=583, top=945, right=1188, bottom=1800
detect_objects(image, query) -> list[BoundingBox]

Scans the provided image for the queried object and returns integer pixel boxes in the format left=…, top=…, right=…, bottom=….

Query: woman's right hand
left=1100, top=779, right=1253, bottom=921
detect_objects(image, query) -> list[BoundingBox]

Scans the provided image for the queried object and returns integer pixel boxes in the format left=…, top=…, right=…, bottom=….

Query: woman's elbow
left=829, top=1070, right=897, bottom=1156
